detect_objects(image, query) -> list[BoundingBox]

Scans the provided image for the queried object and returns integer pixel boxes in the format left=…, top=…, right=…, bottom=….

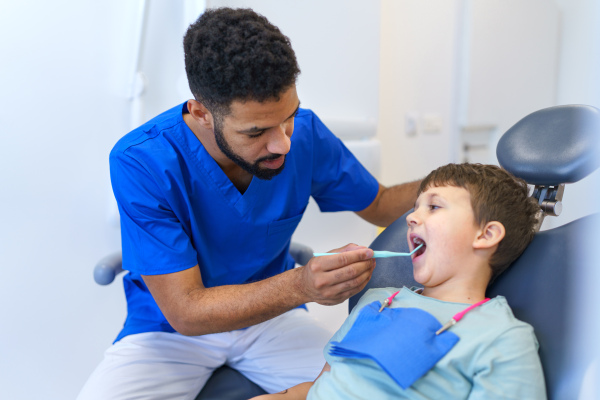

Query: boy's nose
left=406, top=210, right=419, bottom=226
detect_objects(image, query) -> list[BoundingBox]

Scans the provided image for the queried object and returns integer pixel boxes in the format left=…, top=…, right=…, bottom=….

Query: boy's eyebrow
left=414, top=192, right=445, bottom=208
left=238, top=102, right=301, bottom=134
left=429, top=193, right=443, bottom=201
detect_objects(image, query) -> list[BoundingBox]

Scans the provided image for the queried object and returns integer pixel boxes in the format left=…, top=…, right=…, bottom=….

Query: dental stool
left=350, top=104, right=600, bottom=399
left=94, top=242, right=314, bottom=399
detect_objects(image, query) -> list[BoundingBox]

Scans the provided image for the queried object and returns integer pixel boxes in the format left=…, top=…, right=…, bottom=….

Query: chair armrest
left=94, top=243, right=313, bottom=286
left=289, top=242, right=314, bottom=266
left=93, top=252, right=124, bottom=285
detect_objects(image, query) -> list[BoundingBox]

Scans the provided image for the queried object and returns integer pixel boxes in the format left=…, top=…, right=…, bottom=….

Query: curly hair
left=418, top=163, right=540, bottom=283
left=183, top=8, right=300, bottom=117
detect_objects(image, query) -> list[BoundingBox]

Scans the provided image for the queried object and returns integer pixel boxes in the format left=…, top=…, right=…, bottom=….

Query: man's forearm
left=143, top=244, right=375, bottom=336
left=357, top=180, right=421, bottom=227
left=378, top=180, right=421, bottom=225
left=176, top=266, right=308, bottom=335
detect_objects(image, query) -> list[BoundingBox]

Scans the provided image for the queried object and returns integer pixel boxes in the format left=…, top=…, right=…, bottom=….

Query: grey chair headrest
left=497, top=105, right=600, bottom=185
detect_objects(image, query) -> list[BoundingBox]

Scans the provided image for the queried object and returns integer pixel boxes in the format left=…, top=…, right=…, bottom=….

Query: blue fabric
left=109, top=102, right=380, bottom=342
left=329, top=301, right=459, bottom=389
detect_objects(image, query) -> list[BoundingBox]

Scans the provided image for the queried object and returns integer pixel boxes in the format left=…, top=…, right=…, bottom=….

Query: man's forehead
left=225, top=86, right=299, bottom=123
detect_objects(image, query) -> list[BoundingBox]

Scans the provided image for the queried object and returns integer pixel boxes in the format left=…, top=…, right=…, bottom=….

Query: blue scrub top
left=109, top=102, right=379, bottom=342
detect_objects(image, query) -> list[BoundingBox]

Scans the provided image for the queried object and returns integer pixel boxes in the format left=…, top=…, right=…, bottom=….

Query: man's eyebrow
left=238, top=102, right=301, bottom=134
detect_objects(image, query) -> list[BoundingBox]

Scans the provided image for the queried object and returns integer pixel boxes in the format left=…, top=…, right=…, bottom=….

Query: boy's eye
left=429, top=204, right=440, bottom=211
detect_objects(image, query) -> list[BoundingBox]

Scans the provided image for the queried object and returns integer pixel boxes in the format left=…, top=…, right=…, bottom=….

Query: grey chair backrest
left=350, top=104, right=600, bottom=399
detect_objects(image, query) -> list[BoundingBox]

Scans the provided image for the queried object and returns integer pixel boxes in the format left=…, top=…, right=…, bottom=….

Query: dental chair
left=94, top=242, right=314, bottom=399
left=350, top=104, right=600, bottom=399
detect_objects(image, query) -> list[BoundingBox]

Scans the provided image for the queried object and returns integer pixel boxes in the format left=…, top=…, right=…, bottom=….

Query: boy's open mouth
left=411, top=236, right=427, bottom=258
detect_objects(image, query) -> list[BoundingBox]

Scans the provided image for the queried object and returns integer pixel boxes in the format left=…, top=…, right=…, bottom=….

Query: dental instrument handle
left=313, top=244, right=423, bottom=258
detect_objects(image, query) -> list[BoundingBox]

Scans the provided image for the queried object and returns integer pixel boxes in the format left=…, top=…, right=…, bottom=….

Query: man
left=78, top=7, right=420, bottom=400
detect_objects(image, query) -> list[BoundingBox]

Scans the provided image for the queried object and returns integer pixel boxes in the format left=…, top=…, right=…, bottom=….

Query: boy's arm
left=467, top=327, right=546, bottom=400
left=250, top=363, right=331, bottom=400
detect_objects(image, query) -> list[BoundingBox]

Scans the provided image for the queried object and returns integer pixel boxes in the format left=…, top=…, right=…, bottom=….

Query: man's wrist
left=286, top=265, right=312, bottom=305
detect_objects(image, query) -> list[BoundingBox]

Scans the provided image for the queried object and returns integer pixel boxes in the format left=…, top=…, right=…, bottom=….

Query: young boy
left=253, top=163, right=546, bottom=399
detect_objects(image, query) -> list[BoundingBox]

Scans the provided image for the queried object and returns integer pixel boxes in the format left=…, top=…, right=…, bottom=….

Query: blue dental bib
left=329, top=301, right=460, bottom=389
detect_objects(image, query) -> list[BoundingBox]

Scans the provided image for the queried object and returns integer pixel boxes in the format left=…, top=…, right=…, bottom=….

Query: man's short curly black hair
left=183, top=8, right=300, bottom=117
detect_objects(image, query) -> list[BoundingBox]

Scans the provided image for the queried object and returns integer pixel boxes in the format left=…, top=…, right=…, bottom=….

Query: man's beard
left=213, top=120, right=286, bottom=180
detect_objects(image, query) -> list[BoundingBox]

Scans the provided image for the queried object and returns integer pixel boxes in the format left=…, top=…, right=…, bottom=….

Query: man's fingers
left=317, top=269, right=375, bottom=306
left=336, top=267, right=374, bottom=299
left=311, top=248, right=374, bottom=273
left=301, top=244, right=376, bottom=305
left=328, top=243, right=364, bottom=253
left=330, top=261, right=375, bottom=295
left=312, top=259, right=376, bottom=305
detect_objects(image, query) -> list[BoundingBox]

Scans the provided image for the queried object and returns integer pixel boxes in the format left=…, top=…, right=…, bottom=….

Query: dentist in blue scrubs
left=78, top=7, right=420, bottom=400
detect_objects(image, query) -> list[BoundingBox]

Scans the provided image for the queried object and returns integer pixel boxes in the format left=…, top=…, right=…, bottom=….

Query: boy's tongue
left=415, top=243, right=426, bottom=257
left=412, top=238, right=426, bottom=257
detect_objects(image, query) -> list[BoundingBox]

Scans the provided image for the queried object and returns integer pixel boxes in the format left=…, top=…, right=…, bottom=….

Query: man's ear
left=473, top=221, right=505, bottom=250
left=187, top=99, right=214, bottom=130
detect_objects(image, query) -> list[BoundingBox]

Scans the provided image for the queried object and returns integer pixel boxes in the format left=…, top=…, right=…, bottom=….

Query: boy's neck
left=421, top=286, right=487, bottom=304
left=420, top=268, right=491, bottom=304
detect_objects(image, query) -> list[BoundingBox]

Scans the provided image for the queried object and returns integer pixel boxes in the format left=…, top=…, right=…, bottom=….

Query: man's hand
left=296, top=244, right=375, bottom=305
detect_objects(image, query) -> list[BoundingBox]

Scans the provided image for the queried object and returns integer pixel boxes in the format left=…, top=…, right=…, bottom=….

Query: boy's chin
left=412, top=266, right=427, bottom=285
left=412, top=260, right=435, bottom=286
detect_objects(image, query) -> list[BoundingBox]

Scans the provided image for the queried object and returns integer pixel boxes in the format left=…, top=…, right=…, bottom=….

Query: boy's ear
left=187, top=99, right=214, bottom=130
left=473, top=221, right=505, bottom=250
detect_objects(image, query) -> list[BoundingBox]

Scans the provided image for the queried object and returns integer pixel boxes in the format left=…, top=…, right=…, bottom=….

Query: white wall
left=378, top=0, right=561, bottom=185
left=0, top=2, right=127, bottom=399
left=378, top=0, right=464, bottom=184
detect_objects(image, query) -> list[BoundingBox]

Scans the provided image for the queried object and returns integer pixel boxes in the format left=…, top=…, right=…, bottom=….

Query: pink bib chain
left=378, top=290, right=491, bottom=335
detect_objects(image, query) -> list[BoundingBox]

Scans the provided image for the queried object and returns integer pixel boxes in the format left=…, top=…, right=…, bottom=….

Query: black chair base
left=195, top=365, right=267, bottom=400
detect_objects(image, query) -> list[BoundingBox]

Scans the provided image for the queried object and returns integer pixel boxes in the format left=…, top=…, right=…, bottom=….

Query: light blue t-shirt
left=109, top=102, right=379, bottom=342
left=308, top=288, right=547, bottom=400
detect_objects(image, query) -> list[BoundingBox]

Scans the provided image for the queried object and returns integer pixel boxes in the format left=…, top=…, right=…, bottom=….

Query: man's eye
left=248, top=130, right=266, bottom=138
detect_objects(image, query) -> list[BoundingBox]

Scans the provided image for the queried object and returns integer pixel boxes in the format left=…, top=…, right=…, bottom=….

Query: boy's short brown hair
left=418, top=163, right=539, bottom=282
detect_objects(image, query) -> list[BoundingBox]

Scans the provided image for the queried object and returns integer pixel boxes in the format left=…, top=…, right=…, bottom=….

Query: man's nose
left=267, top=125, right=292, bottom=155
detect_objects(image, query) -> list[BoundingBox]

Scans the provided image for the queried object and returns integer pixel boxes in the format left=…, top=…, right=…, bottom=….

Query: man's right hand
left=296, top=244, right=376, bottom=306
